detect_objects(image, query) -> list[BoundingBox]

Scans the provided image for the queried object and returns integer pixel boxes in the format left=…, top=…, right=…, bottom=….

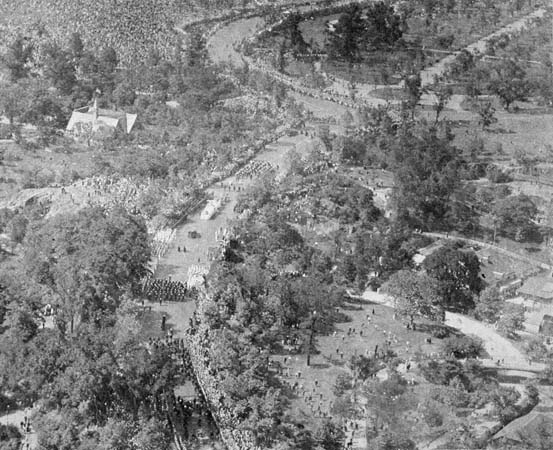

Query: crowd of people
left=235, top=160, right=275, bottom=180
left=151, top=228, right=177, bottom=259
left=1, top=0, right=187, bottom=63
left=187, top=304, right=261, bottom=450
left=148, top=335, right=221, bottom=445
left=143, top=278, right=190, bottom=303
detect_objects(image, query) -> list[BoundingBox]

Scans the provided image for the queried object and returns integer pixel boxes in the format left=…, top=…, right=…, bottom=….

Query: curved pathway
left=357, top=290, right=545, bottom=375
left=206, top=5, right=548, bottom=115
left=422, top=231, right=552, bottom=270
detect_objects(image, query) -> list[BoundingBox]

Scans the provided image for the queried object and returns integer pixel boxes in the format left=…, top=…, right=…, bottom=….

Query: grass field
left=272, top=296, right=444, bottom=430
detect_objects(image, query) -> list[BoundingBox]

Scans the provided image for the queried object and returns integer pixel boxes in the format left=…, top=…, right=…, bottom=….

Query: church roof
left=66, top=104, right=137, bottom=134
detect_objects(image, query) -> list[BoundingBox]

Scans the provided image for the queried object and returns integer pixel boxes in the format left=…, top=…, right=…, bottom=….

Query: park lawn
left=477, top=245, right=539, bottom=285
left=272, top=298, right=443, bottom=429
left=480, top=111, right=553, bottom=161
left=446, top=108, right=553, bottom=160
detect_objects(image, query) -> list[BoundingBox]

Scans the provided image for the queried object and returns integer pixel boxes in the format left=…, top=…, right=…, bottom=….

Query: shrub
left=441, top=336, right=484, bottom=359
left=0, top=424, right=22, bottom=450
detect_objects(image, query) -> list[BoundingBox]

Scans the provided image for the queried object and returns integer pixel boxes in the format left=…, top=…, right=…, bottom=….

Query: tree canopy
left=385, top=269, right=444, bottom=329
left=24, top=207, right=151, bottom=333
left=423, top=243, right=483, bottom=312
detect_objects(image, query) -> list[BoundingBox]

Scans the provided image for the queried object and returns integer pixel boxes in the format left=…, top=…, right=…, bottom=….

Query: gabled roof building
left=66, top=98, right=137, bottom=139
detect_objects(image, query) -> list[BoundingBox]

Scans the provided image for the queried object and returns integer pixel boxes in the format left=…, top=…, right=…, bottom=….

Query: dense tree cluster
left=23, top=207, right=151, bottom=333
left=326, top=3, right=405, bottom=61
left=194, top=208, right=348, bottom=446
left=388, top=122, right=463, bottom=230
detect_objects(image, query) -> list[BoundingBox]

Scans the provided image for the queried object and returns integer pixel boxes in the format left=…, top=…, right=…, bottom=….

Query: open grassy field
left=478, top=245, right=539, bottom=284
left=272, top=296, right=444, bottom=431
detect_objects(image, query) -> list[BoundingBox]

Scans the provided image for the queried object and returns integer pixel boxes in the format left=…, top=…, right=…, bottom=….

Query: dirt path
left=1, top=407, right=37, bottom=450
left=419, top=7, right=548, bottom=87
left=356, top=289, right=546, bottom=374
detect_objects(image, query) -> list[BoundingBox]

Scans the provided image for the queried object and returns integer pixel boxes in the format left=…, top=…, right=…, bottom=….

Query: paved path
left=155, top=134, right=312, bottom=284
left=419, top=7, right=548, bottom=87
left=356, top=289, right=546, bottom=375
left=446, top=312, right=545, bottom=373
left=0, top=407, right=37, bottom=450
left=207, top=5, right=548, bottom=116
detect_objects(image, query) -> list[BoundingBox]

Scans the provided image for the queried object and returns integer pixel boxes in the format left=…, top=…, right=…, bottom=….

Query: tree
left=474, top=286, right=503, bottom=323
left=402, top=73, right=422, bottom=118
left=0, top=424, right=22, bottom=450
left=24, top=207, right=151, bottom=334
left=363, top=373, right=415, bottom=443
left=488, top=59, right=531, bottom=111
left=441, top=336, right=484, bottom=359
left=423, top=243, right=483, bottom=312
left=477, top=100, right=497, bottom=130
left=68, top=32, right=84, bottom=60
left=497, top=303, right=525, bottom=338
left=113, top=80, right=137, bottom=108
left=185, top=32, right=207, bottom=67
left=313, top=419, right=345, bottom=450
left=326, top=4, right=365, bottom=62
left=390, top=123, right=461, bottom=230
left=420, top=358, right=465, bottom=386
left=281, top=13, right=307, bottom=55
left=431, top=81, right=453, bottom=124
left=2, top=35, right=33, bottom=81
left=22, top=82, right=67, bottom=129
left=492, top=194, right=538, bottom=241
left=42, top=43, right=77, bottom=95
left=364, top=2, right=405, bottom=49
left=349, top=355, right=381, bottom=380
left=385, top=270, right=444, bottom=329
left=34, top=411, right=80, bottom=450
left=0, top=82, right=30, bottom=127
left=131, top=416, right=172, bottom=450
left=372, top=433, right=416, bottom=450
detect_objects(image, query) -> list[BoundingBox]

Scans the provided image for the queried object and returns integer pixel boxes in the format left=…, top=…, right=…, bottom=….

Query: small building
left=412, top=241, right=446, bottom=266
left=539, top=314, right=553, bottom=335
left=498, top=278, right=523, bottom=297
left=491, top=412, right=553, bottom=447
left=66, top=98, right=137, bottom=140
left=518, top=276, right=553, bottom=303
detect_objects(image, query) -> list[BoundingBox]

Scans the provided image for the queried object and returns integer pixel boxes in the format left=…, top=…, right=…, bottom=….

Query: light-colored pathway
left=0, top=407, right=37, bottom=450
left=154, top=134, right=312, bottom=285
left=356, top=289, right=546, bottom=374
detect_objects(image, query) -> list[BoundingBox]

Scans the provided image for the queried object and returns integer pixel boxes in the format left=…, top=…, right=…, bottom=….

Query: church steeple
left=91, top=96, right=99, bottom=120
left=90, top=89, right=101, bottom=120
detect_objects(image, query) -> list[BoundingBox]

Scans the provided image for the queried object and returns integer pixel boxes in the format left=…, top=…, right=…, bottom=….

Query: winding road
left=205, top=4, right=548, bottom=115
left=155, top=3, right=551, bottom=449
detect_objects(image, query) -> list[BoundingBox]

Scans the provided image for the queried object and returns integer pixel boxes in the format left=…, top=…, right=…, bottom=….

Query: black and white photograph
left=0, top=0, right=552, bottom=449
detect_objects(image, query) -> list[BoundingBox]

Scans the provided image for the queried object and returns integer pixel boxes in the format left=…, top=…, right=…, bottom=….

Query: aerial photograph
left=0, top=0, right=552, bottom=449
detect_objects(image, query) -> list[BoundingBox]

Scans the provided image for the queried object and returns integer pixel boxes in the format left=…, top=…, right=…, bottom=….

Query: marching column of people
left=143, top=277, right=191, bottom=303
left=148, top=335, right=220, bottom=446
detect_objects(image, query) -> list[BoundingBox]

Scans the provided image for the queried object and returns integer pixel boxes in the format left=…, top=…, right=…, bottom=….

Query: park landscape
left=0, top=0, right=553, bottom=449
